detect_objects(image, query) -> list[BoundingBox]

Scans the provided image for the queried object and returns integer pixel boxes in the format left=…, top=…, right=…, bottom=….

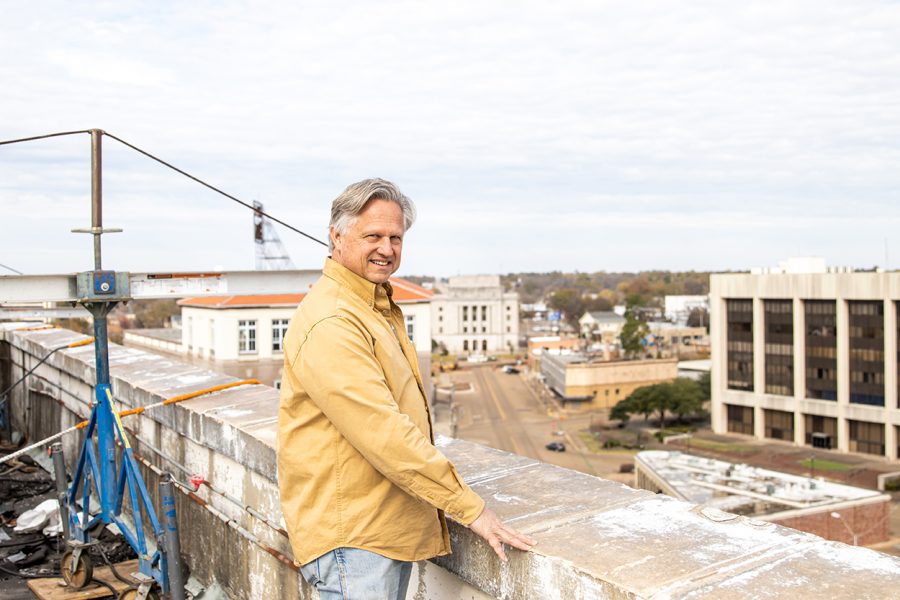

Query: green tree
left=669, top=378, right=704, bottom=423
left=583, top=296, right=613, bottom=312
left=611, top=385, right=657, bottom=423
left=619, top=308, right=649, bottom=358
left=609, top=396, right=632, bottom=425
left=547, top=288, right=584, bottom=328
left=131, top=299, right=180, bottom=328
left=697, top=371, right=711, bottom=402
left=646, top=384, right=674, bottom=428
left=612, top=380, right=708, bottom=428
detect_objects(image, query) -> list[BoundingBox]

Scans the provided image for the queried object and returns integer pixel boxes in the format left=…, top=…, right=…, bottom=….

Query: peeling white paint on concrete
left=492, top=493, right=525, bottom=504
left=213, top=408, right=254, bottom=419
left=610, top=554, right=655, bottom=576
left=247, top=567, right=266, bottom=600
left=811, top=540, right=900, bottom=574
left=176, top=373, right=219, bottom=385
left=525, top=552, right=562, bottom=599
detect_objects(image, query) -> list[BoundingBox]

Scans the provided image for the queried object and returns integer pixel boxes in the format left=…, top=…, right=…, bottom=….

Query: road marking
left=480, top=369, right=507, bottom=421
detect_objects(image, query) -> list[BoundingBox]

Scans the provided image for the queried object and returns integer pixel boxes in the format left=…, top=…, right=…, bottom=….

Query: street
left=445, top=365, right=636, bottom=484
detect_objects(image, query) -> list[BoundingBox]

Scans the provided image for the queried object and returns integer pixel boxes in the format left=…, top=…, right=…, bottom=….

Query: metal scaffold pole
left=55, top=129, right=183, bottom=598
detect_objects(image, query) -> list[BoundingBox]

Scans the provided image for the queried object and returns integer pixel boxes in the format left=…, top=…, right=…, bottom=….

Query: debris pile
left=0, top=451, right=136, bottom=598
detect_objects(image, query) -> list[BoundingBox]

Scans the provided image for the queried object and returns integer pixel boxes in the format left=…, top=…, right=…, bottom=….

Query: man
left=277, top=179, right=534, bottom=599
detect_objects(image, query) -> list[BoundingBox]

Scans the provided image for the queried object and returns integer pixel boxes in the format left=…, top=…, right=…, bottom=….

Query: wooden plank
left=26, top=559, right=141, bottom=600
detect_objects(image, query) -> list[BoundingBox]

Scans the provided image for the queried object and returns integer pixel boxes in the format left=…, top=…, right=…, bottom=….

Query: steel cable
left=0, top=129, right=328, bottom=248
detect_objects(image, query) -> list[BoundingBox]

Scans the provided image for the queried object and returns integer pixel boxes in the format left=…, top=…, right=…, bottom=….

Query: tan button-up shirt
left=277, top=259, right=485, bottom=565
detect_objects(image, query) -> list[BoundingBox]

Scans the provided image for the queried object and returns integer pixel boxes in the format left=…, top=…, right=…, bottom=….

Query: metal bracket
left=75, top=271, right=131, bottom=303
left=66, top=539, right=97, bottom=565
left=130, top=570, right=157, bottom=599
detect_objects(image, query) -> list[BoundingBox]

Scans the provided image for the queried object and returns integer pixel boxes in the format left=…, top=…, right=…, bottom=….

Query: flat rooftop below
left=637, top=450, right=885, bottom=516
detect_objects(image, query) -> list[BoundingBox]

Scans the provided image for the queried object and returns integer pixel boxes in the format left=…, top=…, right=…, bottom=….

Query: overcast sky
left=2, top=1, right=899, bottom=278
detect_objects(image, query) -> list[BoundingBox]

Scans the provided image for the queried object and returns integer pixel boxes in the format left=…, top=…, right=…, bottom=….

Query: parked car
left=545, top=441, right=566, bottom=452
left=501, top=365, right=520, bottom=374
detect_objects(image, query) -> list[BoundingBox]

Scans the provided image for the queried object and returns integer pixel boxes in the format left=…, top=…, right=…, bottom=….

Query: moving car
left=545, top=441, right=566, bottom=452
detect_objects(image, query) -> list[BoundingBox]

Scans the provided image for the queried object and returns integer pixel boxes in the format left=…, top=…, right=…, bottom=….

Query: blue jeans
left=300, top=548, right=412, bottom=600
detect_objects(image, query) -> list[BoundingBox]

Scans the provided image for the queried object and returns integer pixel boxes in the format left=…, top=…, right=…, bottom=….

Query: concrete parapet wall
left=3, top=324, right=900, bottom=599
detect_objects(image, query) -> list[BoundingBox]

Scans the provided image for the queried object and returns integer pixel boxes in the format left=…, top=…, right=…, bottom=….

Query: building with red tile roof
left=173, top=276, right=433, bottom=369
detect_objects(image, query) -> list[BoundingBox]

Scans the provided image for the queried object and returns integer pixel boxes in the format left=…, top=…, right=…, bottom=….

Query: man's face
left=331, top=199, right=404, bottom=284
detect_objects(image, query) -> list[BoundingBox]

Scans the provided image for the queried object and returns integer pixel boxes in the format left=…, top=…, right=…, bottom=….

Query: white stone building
left=663, top=295, right=709, bottom=325
left=178, top=276, right=434, bottom=361
left=430, top=275, right=519, bottom=355
left=578, top=311, right=626, bottom=340
left=710, top=268, right=900, bottom=460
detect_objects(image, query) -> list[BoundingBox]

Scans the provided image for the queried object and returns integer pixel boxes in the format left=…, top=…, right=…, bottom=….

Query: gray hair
left=328, top=178, right=416, bottom=252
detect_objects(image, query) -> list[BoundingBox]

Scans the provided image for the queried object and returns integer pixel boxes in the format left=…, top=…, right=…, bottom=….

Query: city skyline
left=2, top=2, right=899, bottom=278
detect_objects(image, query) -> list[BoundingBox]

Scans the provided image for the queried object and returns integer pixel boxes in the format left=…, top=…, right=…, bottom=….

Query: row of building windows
left=462, top=305, right=489, bottom=322
left=726, top=404, right=895, bottom=457
left=764, top=343, right=793, bottom=356
left=239, top=319, right=289, bottom=354
left=235, top=315, right=417, bottom=354
left=462, top=340, right=489, bottom=351
left=726, top=298, right=898, bottom=407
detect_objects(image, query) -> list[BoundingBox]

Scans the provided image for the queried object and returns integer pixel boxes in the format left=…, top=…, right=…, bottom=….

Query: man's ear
left=329, top=226, right=341, bottom=254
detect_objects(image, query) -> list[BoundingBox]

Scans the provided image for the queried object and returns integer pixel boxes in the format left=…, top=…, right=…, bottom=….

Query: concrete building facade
left=541, top=353, right=678, bottom=409
left=525, top=335, right=581, bottom=371
left=178, top=277, right=434, bottom=361
left=430, top=275, right=519, bottom=355
left=710, top=271, right=900, bottom=460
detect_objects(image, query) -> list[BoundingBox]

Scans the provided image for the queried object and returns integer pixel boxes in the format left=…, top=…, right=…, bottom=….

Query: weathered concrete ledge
left=3, top=324, right=900, bottom=599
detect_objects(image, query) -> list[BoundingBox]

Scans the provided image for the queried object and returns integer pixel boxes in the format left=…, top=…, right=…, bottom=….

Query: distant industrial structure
left=635, top=450, right=891, bottom=546
left=252, top=200, right=296, bottom=270
left=710, top=261, right=899, bottom=460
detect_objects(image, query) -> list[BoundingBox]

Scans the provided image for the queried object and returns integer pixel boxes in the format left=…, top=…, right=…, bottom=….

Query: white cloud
left=1, top=0, right=899, bottom=276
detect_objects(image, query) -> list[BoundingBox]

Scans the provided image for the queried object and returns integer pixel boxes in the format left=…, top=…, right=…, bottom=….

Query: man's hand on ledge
left=468, top=507, right=536, bottom=562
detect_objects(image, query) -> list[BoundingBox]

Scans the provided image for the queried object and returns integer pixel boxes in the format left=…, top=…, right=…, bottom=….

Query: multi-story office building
left=430, top=275, right=519, bottom=355
left=710, top=270, right=900, bottom=460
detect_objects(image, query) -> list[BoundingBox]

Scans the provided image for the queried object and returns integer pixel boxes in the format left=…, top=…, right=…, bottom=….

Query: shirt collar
left=323, top=258, right=394, bottom=310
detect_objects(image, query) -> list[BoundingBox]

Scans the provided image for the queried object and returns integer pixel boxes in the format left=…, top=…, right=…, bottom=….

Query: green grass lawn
left=798, top=458, right=854, bottom=472
left=577, top=431, right=639, bottom=454
left=681, top=437, right=757, bottom=455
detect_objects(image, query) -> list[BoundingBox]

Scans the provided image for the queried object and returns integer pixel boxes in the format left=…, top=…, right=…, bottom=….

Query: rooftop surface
left=637, top=450, right=887, bottom=517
